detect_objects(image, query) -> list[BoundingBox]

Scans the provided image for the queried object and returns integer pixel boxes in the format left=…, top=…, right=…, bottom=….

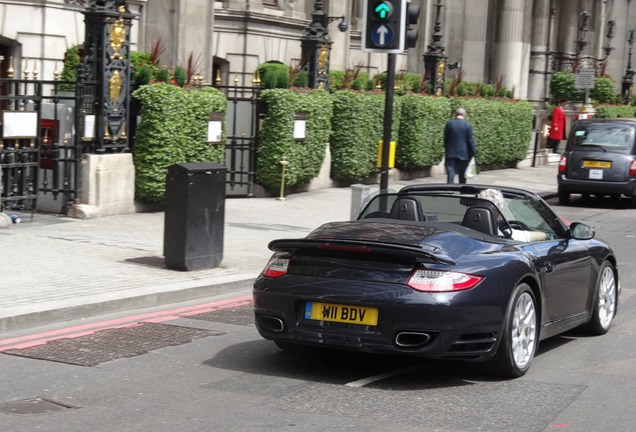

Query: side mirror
left=569, top=222, right=595, bottom=240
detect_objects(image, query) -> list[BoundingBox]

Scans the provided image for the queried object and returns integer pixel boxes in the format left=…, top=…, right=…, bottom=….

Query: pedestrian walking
left=547, top=100, right=567, bottom=153
left=444, top=107, right=477, bottom=184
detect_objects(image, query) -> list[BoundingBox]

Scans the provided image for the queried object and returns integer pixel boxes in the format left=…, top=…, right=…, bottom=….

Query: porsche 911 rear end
left=252, top=223, right=513, bottom=361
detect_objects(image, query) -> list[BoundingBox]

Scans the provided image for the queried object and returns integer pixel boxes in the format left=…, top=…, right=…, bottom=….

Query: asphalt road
left=0, top=198, right=635, bottom=432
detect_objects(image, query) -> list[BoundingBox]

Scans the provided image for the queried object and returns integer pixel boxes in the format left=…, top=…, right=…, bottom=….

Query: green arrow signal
left=374, top=2, right=391, bottom=20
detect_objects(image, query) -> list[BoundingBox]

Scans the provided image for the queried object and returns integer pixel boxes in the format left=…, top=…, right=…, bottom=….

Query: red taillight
left=558, top=155, right=567, bottom=173
left=262, top=255, right=290, bottom=278
left=630, top=160, right=636, bottom=177
left=407, top=269, right=483, bottom=292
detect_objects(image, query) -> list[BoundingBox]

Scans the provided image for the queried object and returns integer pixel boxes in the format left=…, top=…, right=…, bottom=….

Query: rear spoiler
left=268, top=238, right=455, bottom=266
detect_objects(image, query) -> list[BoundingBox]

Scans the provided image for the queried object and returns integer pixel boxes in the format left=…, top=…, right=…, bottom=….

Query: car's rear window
left=571, top=124, right=634, bottom=150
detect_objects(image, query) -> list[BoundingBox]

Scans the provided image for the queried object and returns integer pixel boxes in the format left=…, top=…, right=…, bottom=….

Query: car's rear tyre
left=558, top=190, right=570, bottom=205
left=582, top=261, right=617, bottom=335
left=488, top=283, right=538, bottom=378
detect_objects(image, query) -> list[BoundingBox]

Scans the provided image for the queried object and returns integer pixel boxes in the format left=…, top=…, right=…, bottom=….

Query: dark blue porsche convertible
left=253, top=184, right=620, bottom=378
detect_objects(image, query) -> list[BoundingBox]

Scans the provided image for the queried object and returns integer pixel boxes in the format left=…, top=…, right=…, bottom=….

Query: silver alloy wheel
left=597, top=265, right=617, bottom=329
left=511, top=292, right=537, bottom=369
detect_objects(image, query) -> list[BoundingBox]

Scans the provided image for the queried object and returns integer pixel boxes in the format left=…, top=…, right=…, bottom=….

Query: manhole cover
left=0, top=397, right=78, bottom=415
left=186, top=303, right=255, bottom=326
left=3, top=323, right=222, bottom=366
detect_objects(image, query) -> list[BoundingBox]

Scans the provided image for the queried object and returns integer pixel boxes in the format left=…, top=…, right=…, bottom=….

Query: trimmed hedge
left=452, top=98, right=533, bottom=166
left=330, top=91, right=401, bottom=182
left=130, top=87, right=536, bottom=199
left=594, top=105, right=636, bottom=118
left=131, top=84, right=226, bottom=203
left=397, top=95, right=451, bottom=169
left=256, top=89, right=333, bottom=192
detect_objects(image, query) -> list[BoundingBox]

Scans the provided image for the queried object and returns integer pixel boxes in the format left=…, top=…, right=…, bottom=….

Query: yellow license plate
left=304, top=302, right=379, bottom=326
left=583, top=160, right=611, bottom=169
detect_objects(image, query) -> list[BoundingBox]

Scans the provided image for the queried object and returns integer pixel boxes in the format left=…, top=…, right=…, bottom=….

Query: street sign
left=370, top=24, right=395, bottom=47
left=575, top=67, right=595, bottom=89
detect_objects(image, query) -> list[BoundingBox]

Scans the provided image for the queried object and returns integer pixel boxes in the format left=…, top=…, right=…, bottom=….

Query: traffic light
left=363, top=1, right=420, bottom=53
left=362, top=0, right=404, bottom=53
left=404, top=2, right=421, bottom=49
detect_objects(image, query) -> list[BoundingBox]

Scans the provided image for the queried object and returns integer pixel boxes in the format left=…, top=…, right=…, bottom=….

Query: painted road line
left=345, top=364, right=427, bottom=388
left=0, top=295, right=252, bottom=351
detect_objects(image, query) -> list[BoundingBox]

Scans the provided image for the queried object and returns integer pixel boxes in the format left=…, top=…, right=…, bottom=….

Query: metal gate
left=0, top=78, right=81, bottom=214
left=211, top=83, right=262, bottom=197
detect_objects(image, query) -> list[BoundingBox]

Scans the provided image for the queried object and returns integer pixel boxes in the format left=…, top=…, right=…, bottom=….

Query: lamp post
left=300, top=1, right=348, bottom=90
left=622, top=29, right=635, bottom=105
left=423, top=0, right=446, bottom=96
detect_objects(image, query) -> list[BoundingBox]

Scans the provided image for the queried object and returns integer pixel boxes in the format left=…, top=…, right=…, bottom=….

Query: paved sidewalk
left=0, top=162, right=559, bottom=334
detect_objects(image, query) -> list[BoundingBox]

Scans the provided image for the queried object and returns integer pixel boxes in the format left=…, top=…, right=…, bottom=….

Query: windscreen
left=571, top=123, right=634, bottom=151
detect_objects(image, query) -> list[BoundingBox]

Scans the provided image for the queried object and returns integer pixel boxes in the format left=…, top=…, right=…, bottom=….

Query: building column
left=493, top=0, right=532, bottom=99
left=527, top=0, right=551, bottom=103
left=462, top=0, right=489, bottom=83
left=325, top=0, right=350, bottom=73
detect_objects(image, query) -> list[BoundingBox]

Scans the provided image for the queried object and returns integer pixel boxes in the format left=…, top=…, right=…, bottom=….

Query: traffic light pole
left=380, top=53, right=396, bottom=192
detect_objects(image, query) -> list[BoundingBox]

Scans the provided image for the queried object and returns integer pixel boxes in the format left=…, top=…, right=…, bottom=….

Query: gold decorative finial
left=23, top=58, right=30, bottom=79
left=215, top=69, right=222, bottom=85
left=234, top=75, right=239, bottom=86
left=32, top=61, right=38, bottom=80
left=252, top=70, right=261, bottom=87
left=53, top=61, right=60, bottom=80
left=104, top=120, right=111, bottom=140
left=109, top=70, right=123, bottom=101
left=318, top=45, right=329, bottom=70
left=7, top=56, right=14, bottom=78
left=109, top=10, right=127, bottom=60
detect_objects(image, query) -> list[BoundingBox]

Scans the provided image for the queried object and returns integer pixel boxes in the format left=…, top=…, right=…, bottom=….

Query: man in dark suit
left=444, top=107, right=477, bottom=184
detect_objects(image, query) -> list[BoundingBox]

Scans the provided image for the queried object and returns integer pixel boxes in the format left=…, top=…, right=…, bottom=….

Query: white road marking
left=345, top=364, right=427, bottom=387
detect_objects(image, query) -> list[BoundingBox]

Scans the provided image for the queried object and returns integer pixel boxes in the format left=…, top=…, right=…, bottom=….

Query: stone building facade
left=0, top=0, right=634, bottom=104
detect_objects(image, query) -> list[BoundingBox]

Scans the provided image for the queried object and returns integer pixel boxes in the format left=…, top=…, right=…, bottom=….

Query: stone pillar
left=528, top=0, right=551, bottom=103
left=175, top=0, right=215, bottom=84
left=556, top=0, right=579, bottom=59
left=462, top=0, right=489, bottom=83
left=325, top=0, right=350, bottom=74
left=493, top=0, right=531, bottom=99
left=68, top=153, right=137, bottom=219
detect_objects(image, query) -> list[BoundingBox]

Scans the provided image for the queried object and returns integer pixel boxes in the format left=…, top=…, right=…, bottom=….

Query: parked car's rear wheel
left=583, top=261, right=617, bottom=335
left=558, top=189, right=570, bottom=205
left=488, top=283, right=537, bottom=378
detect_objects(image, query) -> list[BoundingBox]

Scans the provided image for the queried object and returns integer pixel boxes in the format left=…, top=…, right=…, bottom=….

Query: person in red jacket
left=547, top=100, right=567, bottom=153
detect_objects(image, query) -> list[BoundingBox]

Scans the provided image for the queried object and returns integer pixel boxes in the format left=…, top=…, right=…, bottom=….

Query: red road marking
left=0, top=295, right=252, bottom=352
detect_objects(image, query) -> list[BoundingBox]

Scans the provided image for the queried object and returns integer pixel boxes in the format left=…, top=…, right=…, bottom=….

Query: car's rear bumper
left=252, top=288, right=506, bottom=361
left=557, top=175, right=636, bottom=196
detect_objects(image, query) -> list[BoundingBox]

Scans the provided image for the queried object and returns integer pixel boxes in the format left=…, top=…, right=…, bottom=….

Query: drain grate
left=0, top=397, right=78, bottom=415
left=3, top=322, right=222, bottom=367
left=186, top=303, right=255, bottom=326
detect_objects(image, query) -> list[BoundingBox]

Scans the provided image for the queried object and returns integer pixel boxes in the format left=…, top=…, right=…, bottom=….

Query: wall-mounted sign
left=207, top=113, right=223, bottom=144
left=2, top=111, right=38, bottom=138
left=294, top=113, right=307, bottom=141
left=83, top=114, right=96, bottom=140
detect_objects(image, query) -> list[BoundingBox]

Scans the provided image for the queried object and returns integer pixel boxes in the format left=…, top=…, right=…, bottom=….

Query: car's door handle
left=544, top=262, right=555, bottom=273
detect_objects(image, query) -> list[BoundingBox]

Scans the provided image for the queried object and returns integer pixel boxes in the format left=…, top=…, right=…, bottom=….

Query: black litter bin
left=163, top=162, right=227, bottom=271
